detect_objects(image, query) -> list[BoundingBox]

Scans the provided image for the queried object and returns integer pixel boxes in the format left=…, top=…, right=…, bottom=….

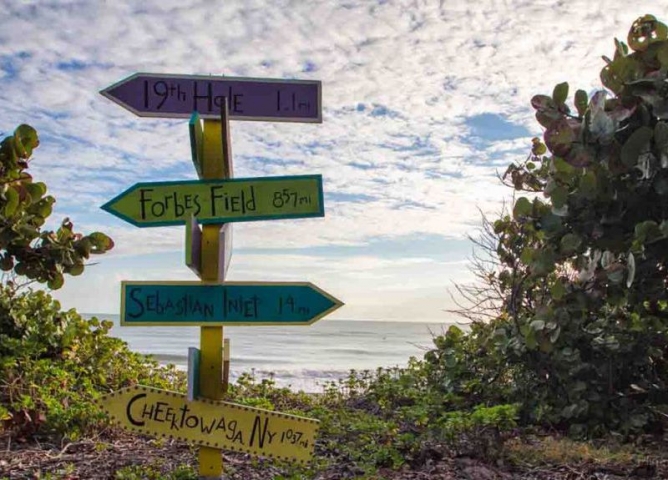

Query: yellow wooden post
left=197, top=101, right=231, bottom=479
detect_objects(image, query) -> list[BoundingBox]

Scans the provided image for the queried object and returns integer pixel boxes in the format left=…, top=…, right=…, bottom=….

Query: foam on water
left=92, top=315, right=455, bottom=393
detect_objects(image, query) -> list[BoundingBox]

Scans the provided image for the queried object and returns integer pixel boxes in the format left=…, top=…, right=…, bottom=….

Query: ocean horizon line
left=82, top=314, right=463, bottom=325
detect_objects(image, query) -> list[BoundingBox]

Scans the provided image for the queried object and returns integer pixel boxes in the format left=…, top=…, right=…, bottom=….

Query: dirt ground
left=1, top=433, right=666, bottom=480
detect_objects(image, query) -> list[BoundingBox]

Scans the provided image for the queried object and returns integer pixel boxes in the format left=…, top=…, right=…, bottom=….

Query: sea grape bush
left=0, top=126, right=180, bottom=438
left=0, top=286, right=185, bottom=438
left=484, top=14, right=668, bottom=435
left=0, top=124, right=113, bottom=291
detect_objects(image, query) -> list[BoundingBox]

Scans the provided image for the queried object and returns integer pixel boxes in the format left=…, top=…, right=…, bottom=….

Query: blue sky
left=0, top=1, right=662, bottom=322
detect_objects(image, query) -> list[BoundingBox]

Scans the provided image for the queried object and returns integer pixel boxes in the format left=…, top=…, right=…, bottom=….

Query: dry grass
left=504, top=434, right=649, bottom=468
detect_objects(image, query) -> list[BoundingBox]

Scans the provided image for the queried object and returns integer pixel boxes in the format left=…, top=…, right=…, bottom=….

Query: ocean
left=98, top=315, right=454, bottom=393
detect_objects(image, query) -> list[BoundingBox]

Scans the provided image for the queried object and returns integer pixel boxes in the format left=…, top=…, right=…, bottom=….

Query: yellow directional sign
left=97, top=385, right=319, bottom=463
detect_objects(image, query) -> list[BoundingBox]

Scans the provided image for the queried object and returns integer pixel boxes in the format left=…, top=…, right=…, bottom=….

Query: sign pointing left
left=100, top=72, right=322, bottom=123
left=101, top=175, right=324, bottom=227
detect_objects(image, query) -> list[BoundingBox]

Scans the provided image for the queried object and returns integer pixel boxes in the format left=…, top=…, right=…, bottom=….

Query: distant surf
left=89, top=316, right=456, bottom=392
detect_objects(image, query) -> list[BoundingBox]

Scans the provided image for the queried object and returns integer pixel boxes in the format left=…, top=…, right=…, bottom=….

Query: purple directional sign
left=100, top=73, right=322, bottom=123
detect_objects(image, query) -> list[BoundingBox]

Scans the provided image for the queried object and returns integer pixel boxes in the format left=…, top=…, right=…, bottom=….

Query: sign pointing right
left=121, top=281, right=343, bottom=326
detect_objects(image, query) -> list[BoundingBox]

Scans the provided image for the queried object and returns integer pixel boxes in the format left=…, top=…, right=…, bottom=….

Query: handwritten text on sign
left=97, top=386, right=318, bottom=463
left=100, top=73, right=322, bottom=122
left=120, top=281, right=343, bottom=326
left=101, top=175, right=323, bottom=227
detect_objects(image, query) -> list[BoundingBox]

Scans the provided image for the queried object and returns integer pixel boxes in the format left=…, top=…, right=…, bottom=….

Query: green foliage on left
left=0, top=286, right=185, bottom=439
left=0, top=124, right=114, bottom=290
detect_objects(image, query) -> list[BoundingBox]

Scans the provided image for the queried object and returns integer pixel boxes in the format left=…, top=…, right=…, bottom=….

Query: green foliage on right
left=464, top=14, right=668, bottom=436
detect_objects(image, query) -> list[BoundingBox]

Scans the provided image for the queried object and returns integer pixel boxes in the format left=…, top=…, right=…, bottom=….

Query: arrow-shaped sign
left=97, top=385, right=318, bottom=463
left=120, top=281, right=343, bottom=326
left=101, top=175, right=324, bottom=228
left=100, top=73, right=322, bottom=123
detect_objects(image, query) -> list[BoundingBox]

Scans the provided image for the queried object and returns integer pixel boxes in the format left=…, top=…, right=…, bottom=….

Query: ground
left=1, top=432, right=667, bottom=480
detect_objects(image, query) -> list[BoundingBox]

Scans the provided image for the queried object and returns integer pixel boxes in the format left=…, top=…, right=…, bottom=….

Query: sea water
left=96, top=315, right=456, bottom=392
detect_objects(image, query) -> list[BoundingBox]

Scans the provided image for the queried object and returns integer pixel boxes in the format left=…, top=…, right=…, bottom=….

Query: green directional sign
left=101, top=175, right=324, bottom=227
left=121, top=281, right=343, bottom=326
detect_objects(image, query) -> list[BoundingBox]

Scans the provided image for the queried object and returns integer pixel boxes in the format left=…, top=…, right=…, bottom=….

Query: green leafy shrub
left=0, top=125, right=114, bottom=290
left=0, top=123, right=182, bottom=439
left=439, top=14, right=668, bottom=437
left=437, top=403, right=519, bottom=459
left=0, top=286, right=184, bottom=439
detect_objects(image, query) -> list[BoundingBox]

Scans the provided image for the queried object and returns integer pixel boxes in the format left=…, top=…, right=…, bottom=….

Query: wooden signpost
left=100, top=73, right=341, bottom=478
left=185, top=215, right=203, bottom=277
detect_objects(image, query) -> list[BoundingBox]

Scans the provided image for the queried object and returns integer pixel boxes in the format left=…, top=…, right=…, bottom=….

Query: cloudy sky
left=1, top=1, right=663, bottom=323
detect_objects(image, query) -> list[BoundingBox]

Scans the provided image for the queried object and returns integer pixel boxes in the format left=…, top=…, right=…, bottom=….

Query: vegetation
left=0, top=288, right=185, bottom=440
left=0, top=125, right=113, bottom=291
left=487, top=13, right=668, bottom=436
left=0, top=125, right=183, bottom=441
left=3, top=13, right=668, bottom=480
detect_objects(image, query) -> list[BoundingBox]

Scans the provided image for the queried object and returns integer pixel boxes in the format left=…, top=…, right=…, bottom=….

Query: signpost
left=100, top=72, right=340, bottom=478
left=121, top=281, right=343, bottom=326
left=197, top=117, right=230, bottom=478
left=222, top=338, right=230, bottom=393
left=97, top=385, right=319, bottom=463
left=100, top=73, right=322, bottom=123
left=101, top=175, right=324, bottom=227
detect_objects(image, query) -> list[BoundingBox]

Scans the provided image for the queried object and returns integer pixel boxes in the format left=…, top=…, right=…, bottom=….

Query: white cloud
left=3, top=0, right=665, bottom=320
